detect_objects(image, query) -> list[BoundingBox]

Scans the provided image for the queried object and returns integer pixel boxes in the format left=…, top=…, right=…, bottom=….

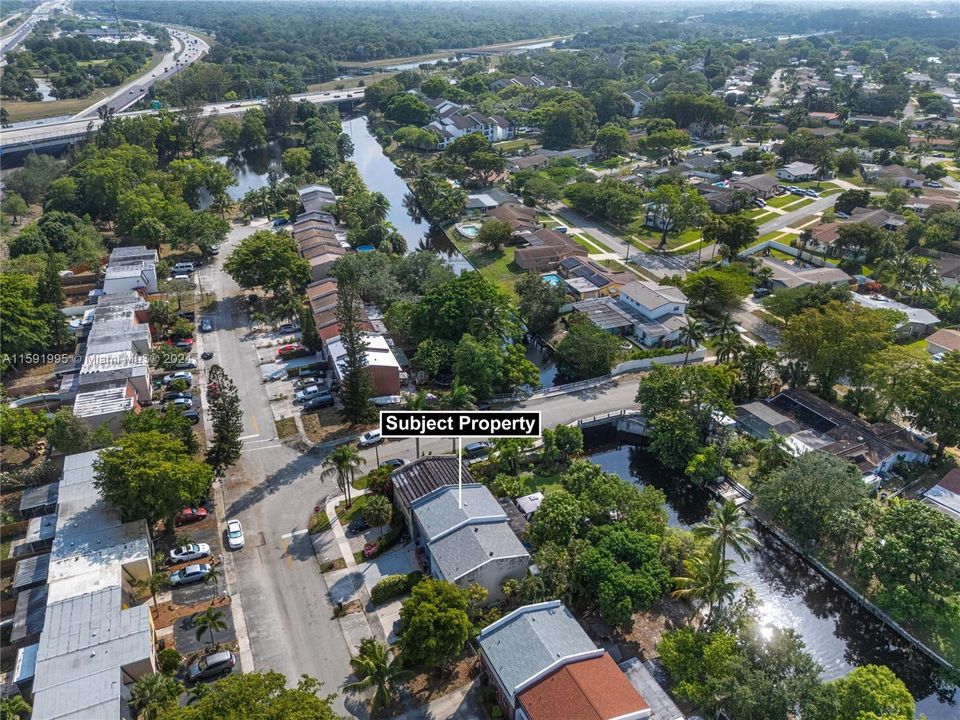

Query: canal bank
left=582, top=431, right=957, bottom=719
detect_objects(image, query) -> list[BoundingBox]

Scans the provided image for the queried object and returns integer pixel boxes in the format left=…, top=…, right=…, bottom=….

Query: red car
left=276, top=343, right=307, bottom=359
left=175, top=507, right=208, bottom=526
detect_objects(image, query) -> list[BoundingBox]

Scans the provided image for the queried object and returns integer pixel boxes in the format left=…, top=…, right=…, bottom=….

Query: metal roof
left=19, top=482, right=59, bottom=513
left=25, top=513, right=58, bottom=545
left=391, top=456, right=474, bottom=511
left=11, top=585, right=48, bottom=644
left=13, top=553, right=50, bottom=590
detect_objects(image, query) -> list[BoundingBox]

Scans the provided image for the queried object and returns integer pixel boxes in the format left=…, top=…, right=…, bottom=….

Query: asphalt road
left=756, top=193, right=838, bottom=235
left=74, top=28, right=210, bottom=119
left=194, top=224, right=356, bottom=713
left=0, top=0, right=65, bottom=61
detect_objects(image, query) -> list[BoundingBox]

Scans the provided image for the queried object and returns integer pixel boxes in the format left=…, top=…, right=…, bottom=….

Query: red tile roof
left=939, top=469, right=960, bottom=496
left=517, top=654, right=649, bottom=720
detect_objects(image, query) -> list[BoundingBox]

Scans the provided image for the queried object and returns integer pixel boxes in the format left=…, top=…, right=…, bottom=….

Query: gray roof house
left=410, top=484, right=529, bottom=601
left=391, top=455, right=475, bottom=534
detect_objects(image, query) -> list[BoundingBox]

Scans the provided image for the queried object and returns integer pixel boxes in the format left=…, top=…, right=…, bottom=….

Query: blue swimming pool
left=542, top=273, right=564, bottom=285
left=459, top=224, right=481, bottom=238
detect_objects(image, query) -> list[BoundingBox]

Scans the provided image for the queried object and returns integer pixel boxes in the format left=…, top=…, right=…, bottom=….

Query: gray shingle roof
left=429, top=521, right=528, bottom=582
left=411, top=484, right=506, bottom=542
left=478, top=601, right=599, bottom=702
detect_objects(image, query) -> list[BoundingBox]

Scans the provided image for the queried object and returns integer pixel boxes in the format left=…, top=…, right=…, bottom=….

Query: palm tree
left=714, top=333, right=744, bottom=363
left=756, top=265, right=774, bottom=288
left=344, top=638, right=411, bottom=716
left=203, top=563, right=222, bottom=599
left=194, top=606, right=228, bottom=648
left=813, top=151, right=834, bottom=188
left=757, top=430, right=791, bottom=474
left=130, top=673, right=182, bottom=720
left=679, top=319, right=708, bottom=366
left=210, top=191, right=233, bottom=219
left=321, top=444, right=366, bottom=508
left=137, top=571, right=170, bottom=616
left=672, top=549, right=739, bottom=624
left=365, top=192, right=390, bottom=225
left=0, top=695, right=31, bottom=720
left=442, top=380, right=477, bottom=410
left=364, top=495, right=393, bottom=538
left=402, top=391, right=430, bottom=458
left=713, top=314, right=738, bottom=340
left=693, top=500, right=758, bottom=566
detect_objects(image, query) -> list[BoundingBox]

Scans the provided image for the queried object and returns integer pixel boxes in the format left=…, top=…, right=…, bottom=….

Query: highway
left=0, top=0, right=66, bottom=61
left=73, top=27, right=210, bottom=119
left=0, top=87, right=365, bottom=151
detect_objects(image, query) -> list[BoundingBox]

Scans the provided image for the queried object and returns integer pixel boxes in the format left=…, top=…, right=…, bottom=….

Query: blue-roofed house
left=410, top=483, right=529, bottom=601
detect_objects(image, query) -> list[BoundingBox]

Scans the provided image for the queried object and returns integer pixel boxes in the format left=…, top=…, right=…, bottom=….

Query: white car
left=227, top=519, right=244, bottom=549
left=169, top=563, right=211, bottom=586
left=358, top=430, right=383, bottom=447
left=163, top=371, right=193, bottom=385
left=169, top=542, right=211, bottom=564
left=294, top=385, right=323, bottom=404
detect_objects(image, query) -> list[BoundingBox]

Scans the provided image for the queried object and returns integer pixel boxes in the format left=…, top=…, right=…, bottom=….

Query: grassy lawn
left=537, top=213, right=561, bottom=229
left=770, top=248, right=795, bottom=261
left=837, top=173, right=865, bottom=187
left=625, top=223, right=701, bottom=251
left=336, top=493, right=370, bottom=524
left=757, top=231, right=795, bottom=243
left=449, top=231, right=523, bottom=292
left=788, top=180, right=839, bottom=191
left=494, top=138, right=536, bottom=153
left=747, top=210, right=776, bottom=222
left=580, top=232, right=612, bottom=252
left=3, top=51, right=165, bottom=123
left=518, top=470, right=564, bottom=496
left=570, top=232, right=611, bottom=254
left=309, top=71, right=397, bottom=91
left=308, top=510, right=331, bottom=535
left=782, top=197, right=815, bottom=211
left=767, top=194, right=803, bottom=209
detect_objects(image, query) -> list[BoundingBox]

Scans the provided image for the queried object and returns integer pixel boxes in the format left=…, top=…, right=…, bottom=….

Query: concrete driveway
left=358, top=543, right=418, bottom=594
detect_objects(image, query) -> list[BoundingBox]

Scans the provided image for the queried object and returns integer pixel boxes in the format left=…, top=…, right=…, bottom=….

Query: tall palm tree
left=203, top=563, right=222, bottom=599
left=137, top=571, right=170, bottom=616
left=194, top=606, right=228, bottom=648
left=758, top=430, right=791, bottom=474
left=679, top=319, right=708, bottom=366
left=130, top=673, right=182, bottom=720
left=713, top=314, right=738, bottom=340
left=813, top=151, right=834, bottom=187
left=442, top=380, right=476, bottom=410
left=0, top=695, right=31, bottom=720
left=672, top=549, right=739, bottom=624
left=402, top=391, right=430, bottom=458
left=210, top=191, right=233, bottom=219
left=714, top=333, right=744, bottom=363
left=364, top=495, right=393, bottom=538
left=365, top=192, right=390, bottom=225
left=693, top=500, right=757, bottom=566
left=344, top=639, right=411, bottom=716
left=321, top=444, right=366, bottom=507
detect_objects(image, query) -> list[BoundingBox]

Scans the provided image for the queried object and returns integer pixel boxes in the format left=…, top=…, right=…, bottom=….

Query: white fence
left=738, top=239, right=829, bottom=267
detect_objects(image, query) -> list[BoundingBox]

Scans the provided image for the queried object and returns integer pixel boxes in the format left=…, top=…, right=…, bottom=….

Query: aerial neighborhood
left=1, top=2, right=959, bottom=720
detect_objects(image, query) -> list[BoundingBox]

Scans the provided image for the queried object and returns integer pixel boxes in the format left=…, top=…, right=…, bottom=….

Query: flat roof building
left=326, top=332, right=402, bottom=396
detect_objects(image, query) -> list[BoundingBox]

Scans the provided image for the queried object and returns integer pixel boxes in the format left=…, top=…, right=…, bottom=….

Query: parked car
left=172, top=357, right=197, bottom=369
left=264, top=369, right=286, bottom=382
left=199, top=319, right=213, bottom=333
left=175, top=507, right=208, bottom=526
left=804, top=189, right=819, bottom=198
left=172, top=262, right=195, bottom=274
left=464, top=441, right=492, bottom=458
left=226, top=519, right=244, bottom=549
left=163, top=371, right=193, bottom=386
left=162, top=391, right=192, bottom=402
left=924, top=181, right=943, bottom=188
left=164, top=397, right=194, bottom=411
left=753, top=287, right=772, bottom=298
left=298, top=368, right=325, bottom=379
left=188, top=650, right=236, bottom=682
left=272, top=217, right=289, bottom=227
left=835, top=211, right=850, bottom=219
left=209, top=244, right=220, bottom=255
left=277, top=322, right=300, bottom=334
left=790, top=188, right=806, bottom=196
left=182, top=409, right=201, bottom=425
left=169, top=563, right=212, bottom=586
left=277, top=343, right=308, bottom=359
left=346, top=516, right=370, bottom=536
left=170, top=542, right=211, bottom=564
left=358, top=430, right=383, bottom=448
left=752, top=199, right=766, bottom=208
left=380, top=458, right=408, bottom=470
left=293, top=385, right=325, bottom=404
left=301, top=394, right=335, bottom=411
left=293, top=377, right=323, bottom=390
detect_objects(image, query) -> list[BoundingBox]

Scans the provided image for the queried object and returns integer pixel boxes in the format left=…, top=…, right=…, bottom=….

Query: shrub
left=157, top=647, right=182, bottom=674
left=370, top=571, right=422, bottom=605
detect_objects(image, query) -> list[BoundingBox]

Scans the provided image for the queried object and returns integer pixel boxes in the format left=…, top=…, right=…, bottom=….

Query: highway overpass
left=0, top=88, right=365, bottom=159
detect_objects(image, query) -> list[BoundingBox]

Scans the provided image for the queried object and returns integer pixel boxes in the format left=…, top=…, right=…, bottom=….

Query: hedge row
left=370, top=571, right=422, bottom=606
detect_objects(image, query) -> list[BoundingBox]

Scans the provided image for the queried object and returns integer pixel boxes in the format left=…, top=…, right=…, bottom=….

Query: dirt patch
left=406, top=654, right=480, bottom=704
left=334, top=598, right=363, bottom=617
left=152, top=595, right=231, bottom=630
left=300, top=408, right=366, bottom=444
left=621, top=596, right=692, bottom=659
left=275, top=417, right=298, bottom=440
left=320, top=557, right=346, bottom=573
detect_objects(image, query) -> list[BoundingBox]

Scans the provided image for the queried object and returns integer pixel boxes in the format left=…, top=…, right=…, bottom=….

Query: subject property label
left=379, top=411, right=541, bottom=438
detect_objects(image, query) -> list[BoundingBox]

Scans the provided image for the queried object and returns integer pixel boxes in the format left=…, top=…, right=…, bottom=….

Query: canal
left=585, top=435, right=956, bottom=719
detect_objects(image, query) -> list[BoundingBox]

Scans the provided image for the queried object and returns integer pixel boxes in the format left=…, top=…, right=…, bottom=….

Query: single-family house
left=572, top=280, right=689, bottom=348
left=72, top=384, right=139, bottom=434
left=776, top=162, right=820, bottom=182
left=760, top=257, right=853, bottom=289
left=489, top=75, right=553, bottom=92
left=298, top=184, right=337, bottom=214
left=808, top=111, right=843, bottom=127
left=426, top=112, right=514, bottom=149
left=507, top=154, right=549, bottom=172
left=487, top=202, right=540, bottom=233
left=847, top=207, right=907, bottom=231
left=466, top=188, right=521, bottom=215
left=478, top=601, right=652, bottom=720
left=410, top=484, right=529, bottom=601
left=732, top=174, right=781, bottom=199
left=514, top=228, right=588, bottom=271
left=538, top=147, right=595, bottom=165
left=735, top=388, right=929, bottom=477
left=622, top=89, right=654, bottom=116
left=556, top=257, right=635, bottom=300
left=860, top=164, right=924, bottom=189
left=913, top=249, right=960, bottom=287
left=850, top=293, right=939, bottom=338
left=390, top=456, right=475, bottom=536
left=924, top=469, right=960, bottom=521
left=925, top=328, right=960, bottom=356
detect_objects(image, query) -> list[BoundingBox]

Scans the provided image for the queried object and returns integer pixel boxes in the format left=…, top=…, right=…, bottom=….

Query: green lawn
left=449, top=232, right=524, bottom=292
left=494, top=138, right=536, bottom=153
left=757, top=231, right=795, bottom=243
left=518, top=471, right=564, bottom=496
left=580, top=231, right=612, bottom=252
left=767, top=194, right=802, bottom=209
left=770, top=249, right=795, bottom=261
left=336, top=493, right=370, bottom=524
left=308, top=510, right=331, bottom=535
left=570, top=232, right=612, bottom=254
left=625, top=223, right=701, bottom=251
left=783, top=197, right=815, bottom=211
left=537, top=214, right=561, bottom=229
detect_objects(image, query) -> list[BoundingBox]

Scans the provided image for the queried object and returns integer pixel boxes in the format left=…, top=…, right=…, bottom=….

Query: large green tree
left=396, top=579, right=472, bottom=668
left=93, top=431, right=213, bottom=530
left=223, top=231, right=311, bottom=302
left=554, top=316, right=621, bottom=381
left=516, top=272, right=567, bottom=336
left=902, top=352, right=960, bottom=458
left=754, top=452, right=867, bottom=548
left=811, top=665, right=916, bottom=720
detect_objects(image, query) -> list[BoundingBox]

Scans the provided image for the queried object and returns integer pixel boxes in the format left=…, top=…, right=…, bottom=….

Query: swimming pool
left=458, top=224, right=481, bottom=238
left=542, top=273, right=564, bottom=285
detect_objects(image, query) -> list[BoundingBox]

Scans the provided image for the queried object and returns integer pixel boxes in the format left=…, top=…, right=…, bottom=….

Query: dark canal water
left=584, top=433, right=957, bottom=719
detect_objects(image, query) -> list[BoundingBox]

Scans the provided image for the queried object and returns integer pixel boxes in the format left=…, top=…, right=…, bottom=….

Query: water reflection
left=588, top=441, right=957, bottom=719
